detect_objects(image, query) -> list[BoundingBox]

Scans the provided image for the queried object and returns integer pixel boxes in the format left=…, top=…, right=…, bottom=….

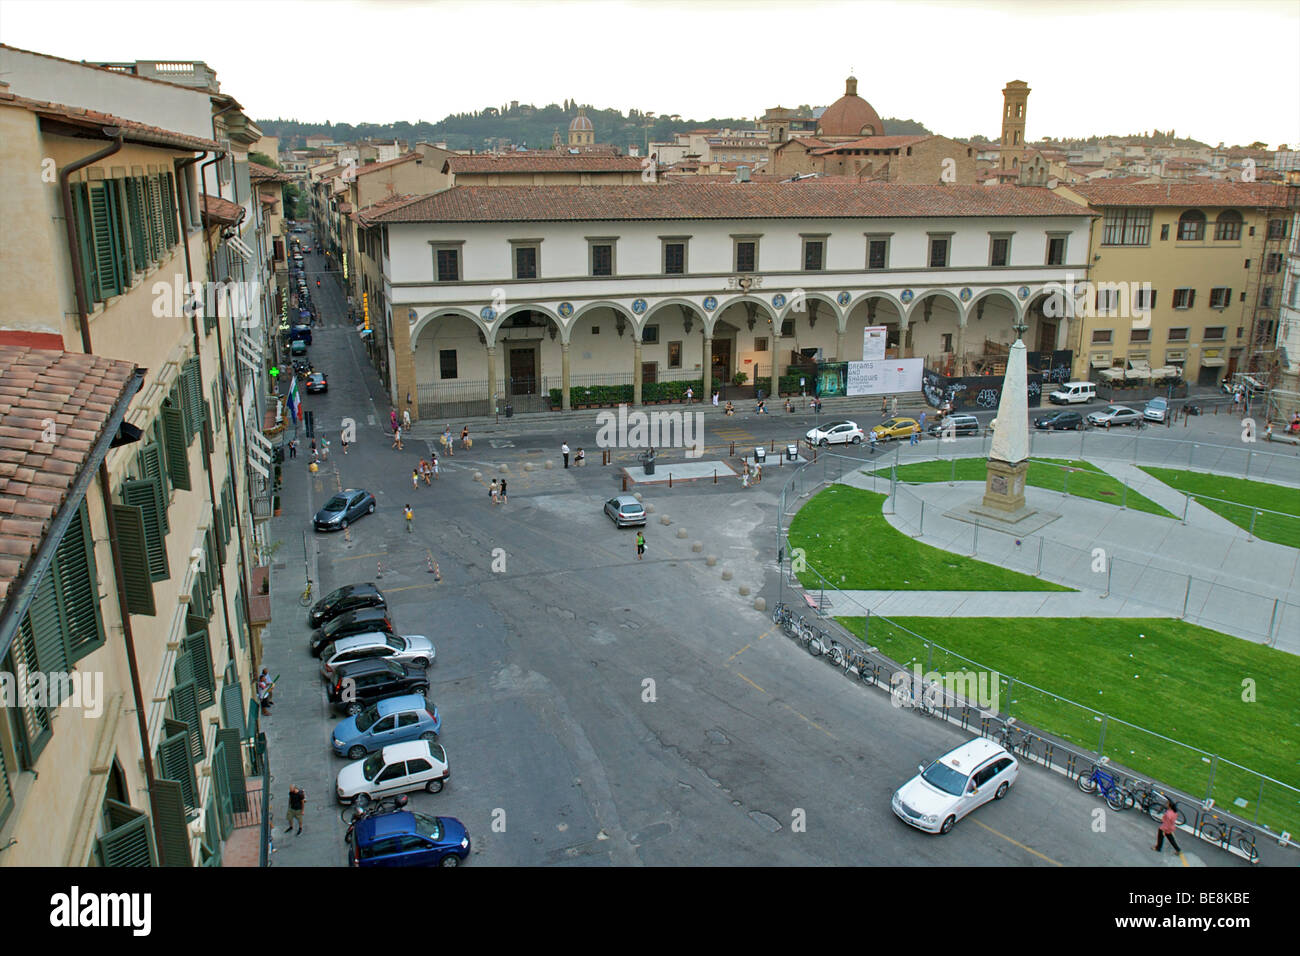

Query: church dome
left=816, top=76, right=884, bottom=138
left=569, top=108, right=594, bottom=132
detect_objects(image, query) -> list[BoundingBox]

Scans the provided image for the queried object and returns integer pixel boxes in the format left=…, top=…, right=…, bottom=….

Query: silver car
left=604, top=495, right=646, bottom=527
left=1143, top=397, right=1168, bottom=422
left=320, top=633, right=436, bottom=680
left=1086, top=405, right=1141, bottom=427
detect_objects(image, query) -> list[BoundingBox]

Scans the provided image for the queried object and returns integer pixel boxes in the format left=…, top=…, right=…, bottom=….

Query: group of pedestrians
left=411, top=456, right=439, bottom=489
left=488, top=478, right=509, bottom=505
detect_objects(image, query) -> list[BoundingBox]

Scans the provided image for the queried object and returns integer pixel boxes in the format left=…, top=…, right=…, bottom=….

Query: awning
left=1090, top=355, right=1111, bottom=368
left=1099, top=368, right=1125, bottom=381
left=1129, top=359, right=1151, bottom=370
left=1201, top=357, right=1227, bottom=367
left=1150, top=366, right=1179, bottom=380
left=1125, top=367, right=1151, bottom=380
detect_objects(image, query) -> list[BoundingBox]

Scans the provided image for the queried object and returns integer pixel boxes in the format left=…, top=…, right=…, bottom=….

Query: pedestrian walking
left=869, top=430, right=879, bottom=454
left=310, top=439, right=318, bottom=461
left=285, top=785, right=305, bottom=835
left=461, top=425, right=471, bottom=449
left=1152, top=802, right=1182, bottom=854
left=404, top=503, right=413, bottom=533
left=489, top=478, right=499, bottom=504
left=390, top=409, right=399, bottom=433
left=686, top=386, right=694, bottom=404
left=891, top=396, right=899, bottom=418
left=909, top=423, right=920, bottom=446
left=257, top=668, right=275, bottom=716
left=881, top=396, right=888, bottom=417
left=412, top=469, right=420, bottom=491
left=322, top=438, right=330, bottom=460
left=288, top=439, right=297, bottom=459
left=561, top=441, right=571, bottom=468
left=431, top=454, right=439, bottom=480
left=402, top=408, right=411, bottom=430
left=635, top=530, right=646, bottom=560
left=919, top=411, right=927, bottom=430
left=392, top=426, right=403, bottom=450
left=499, top=479, right=507, bottom=505
left=712, top=391, right=719, bottom=407
left=341, top=431, right=349, bottom=455
left=443, top=425, right=454, bottom=456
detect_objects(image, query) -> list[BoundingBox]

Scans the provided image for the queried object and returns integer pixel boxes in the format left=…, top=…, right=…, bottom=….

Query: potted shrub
left=732, top=371, right=748, bottom=387
left=272, top=494, right=281, bottom=516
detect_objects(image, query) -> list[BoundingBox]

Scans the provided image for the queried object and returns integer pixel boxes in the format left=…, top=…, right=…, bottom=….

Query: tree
left=250, top=151, right=279, bottom=169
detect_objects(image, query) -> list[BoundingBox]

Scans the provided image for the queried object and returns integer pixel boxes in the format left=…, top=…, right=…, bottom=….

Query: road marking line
left=735, top=672, right=766, bottom=694
left=727, top=644, right=751, bottom=663
left=780, top=702, right=837, bottom=741
left=970, top=820, right=1063, bottom=865
left=382, top=583, right=440, bottom=593
left=335, top=551, right=386, bottom=561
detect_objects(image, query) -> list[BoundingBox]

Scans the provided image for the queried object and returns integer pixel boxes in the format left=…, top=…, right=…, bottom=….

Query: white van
left=1049, top=381, right=1097, bottom=405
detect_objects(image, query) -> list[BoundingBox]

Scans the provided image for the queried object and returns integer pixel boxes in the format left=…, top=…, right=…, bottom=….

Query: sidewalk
left=807, top=588, right=1181, bottom=621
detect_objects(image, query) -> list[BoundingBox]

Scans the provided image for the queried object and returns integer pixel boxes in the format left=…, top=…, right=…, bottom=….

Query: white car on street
left=805, top=420, right=865, bottom=446
left=319, top=633, right=435, bottom=680
left=891, top=738, right=1019, bottom=834
left=336, top=740, right=450, bottom=804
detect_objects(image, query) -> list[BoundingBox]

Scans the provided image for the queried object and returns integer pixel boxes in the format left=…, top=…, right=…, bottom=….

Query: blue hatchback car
left=331, top=694, right=441, bottom=759
left=348, top=811, right=470, bottom=867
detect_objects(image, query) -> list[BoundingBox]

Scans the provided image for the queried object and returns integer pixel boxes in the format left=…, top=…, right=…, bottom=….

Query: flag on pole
left=286, top=374, right=302, bottom=422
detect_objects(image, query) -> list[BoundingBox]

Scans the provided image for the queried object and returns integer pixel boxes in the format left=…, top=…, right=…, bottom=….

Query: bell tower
left=1000, top=80, right=1030, bottom=173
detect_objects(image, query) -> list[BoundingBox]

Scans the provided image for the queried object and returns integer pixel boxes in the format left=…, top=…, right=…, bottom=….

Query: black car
left=309, top=605, right=395, bottom=656
left=926, top=413, right=980, bottom=437
left=314, top=489, right=376, bottom=531
left=328, top=658, right=429, bottom=716
left=308, top=582, right=387, bottom=629
left=306, top=372, right=328, bottom=394
left=1034, top=410, right=1084, bottom=430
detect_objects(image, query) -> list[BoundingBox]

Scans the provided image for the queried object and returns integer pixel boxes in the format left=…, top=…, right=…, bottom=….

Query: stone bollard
left=721, top=569, right=733, bottom=581
left=645, top=503, right=655, bottom=513
left=706, top=555, right=718, bottom=566
left=660, top=515, right=672, bottom=525
left=473, top=471, right=483, bottom=482
left=499, top=463, right=509, bottom=473
left=634, top=492, right=644, bottom=501
left=753, top=597, right=766, bottom=612
left=738, top=585, right=750, bottom=596
left=544, top=460, right=554, bottom=469
left=676, top=529, right=687, bottom=538
left=524, top=462, right=534, bottom=472
left=691, top=541, right=702, bottom=552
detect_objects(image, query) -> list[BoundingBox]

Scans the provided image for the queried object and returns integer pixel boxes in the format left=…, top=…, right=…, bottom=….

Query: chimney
left=735, top=166, right=752, bottom=183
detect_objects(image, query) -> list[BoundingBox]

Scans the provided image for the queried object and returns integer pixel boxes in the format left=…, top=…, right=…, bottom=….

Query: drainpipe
left=60, top=132, right=171, bottom=864
left=171, top=154, right=237, bottom=666
left=200, top=150, right=260, bottom=678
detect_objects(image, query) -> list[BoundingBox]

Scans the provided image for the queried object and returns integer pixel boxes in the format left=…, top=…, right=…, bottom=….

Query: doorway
left=711, top=339, right=732, bottom=384
left=641, top=362, right=658, bottom=385
left=507, top=347, right=537, bottom=395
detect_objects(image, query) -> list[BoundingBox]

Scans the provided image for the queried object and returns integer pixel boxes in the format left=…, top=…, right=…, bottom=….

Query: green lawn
left=787, top=486, right=1071, bottom=591
left=868, top=457, right=1175, bottom=518
left=1139, top=467, right=1300, bottom=549
left=837, top=615, right=1300, bottom=837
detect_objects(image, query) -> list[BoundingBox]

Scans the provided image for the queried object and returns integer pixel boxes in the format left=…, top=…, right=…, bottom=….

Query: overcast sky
left=2, top=0, right=1297, bottom=147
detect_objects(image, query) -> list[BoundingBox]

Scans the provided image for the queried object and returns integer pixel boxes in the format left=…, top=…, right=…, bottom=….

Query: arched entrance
left=843, top=294, right=905, bottom=361
left=964, top=290, right=1021, bottom=376
left=411, top=310, right=492, bottom=419
left=496, top=307, right=564, bottom=412
left=713, top=296, right=778, bottom=392
left=908, top=290, right=964, bottom=370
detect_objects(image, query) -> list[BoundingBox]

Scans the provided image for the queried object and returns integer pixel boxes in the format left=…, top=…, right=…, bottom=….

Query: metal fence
left=775, top=442, right=1300, bottom=856
left=416, top=380, right=492, bottom=420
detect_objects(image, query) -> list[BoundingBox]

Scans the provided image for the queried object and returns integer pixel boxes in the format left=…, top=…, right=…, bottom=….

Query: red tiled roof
left=811, top=135, right=929, bottom=155
left=353, top=153, right=420, bottom=176
left=0, top=86, right=218, bottom=152
left=446, top=153, right=644, bottom=175
left=1069, top=181, right=1290, bottom=207
left=201, top=194, right=243, bottom=225
left=370, top=182, right=1094, bottom=224
left=249, top=161, right=292, bottom=182
left=775, top=136, right=831, bottom=152
left=0, top=346, right=140, bottom=606
left=352, top=193, right=423, bottom=225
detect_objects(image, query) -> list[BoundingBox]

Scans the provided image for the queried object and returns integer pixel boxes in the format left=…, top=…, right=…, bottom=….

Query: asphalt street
left=256, top=232, right=1253, bottom=867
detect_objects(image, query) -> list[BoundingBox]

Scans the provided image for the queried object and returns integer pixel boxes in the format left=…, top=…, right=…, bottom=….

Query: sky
left=1, top=0, right=1297, bottom=147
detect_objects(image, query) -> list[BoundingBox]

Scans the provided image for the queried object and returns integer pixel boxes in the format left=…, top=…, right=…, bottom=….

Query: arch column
left=899, top=311, right=911, bottom=358
left=633, top=336, right=643, bottom=406
left=486, top=345, right=498, bottom=413
left=702, top=332, right=713, bottom=391
left=955, top=315, right=967, bottom=376
left=834, top=326, right=845, bottom=363
left=561, top=342, right=571, bottom=410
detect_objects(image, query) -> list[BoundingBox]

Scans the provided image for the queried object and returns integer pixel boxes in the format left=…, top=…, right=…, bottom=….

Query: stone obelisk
left=978, top=320, right=1035, bottom=521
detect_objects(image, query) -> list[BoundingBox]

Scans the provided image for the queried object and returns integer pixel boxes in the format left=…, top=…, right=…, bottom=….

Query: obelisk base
left=970, top=458, right=1037, bottom=523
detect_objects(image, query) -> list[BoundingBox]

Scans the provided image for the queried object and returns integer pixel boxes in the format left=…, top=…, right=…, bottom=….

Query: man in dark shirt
left=286, top=785, right=305, bottom=835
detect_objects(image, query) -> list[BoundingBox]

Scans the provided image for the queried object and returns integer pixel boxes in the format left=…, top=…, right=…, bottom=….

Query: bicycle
left=342, top=792, right=410, bottom=838
left=1197, top=813, right=1260, bottom=863
left=1128, top=782, right=1186, bottom=826
left=1076, top=764, right=1133, bottom=810
left=805, top=628, right=846, bottom=665
left=841, top=646, right=875, bottom=684
left=299, top=579, right=314, bottom=607
left=996, top=724, right=1035, bottom=760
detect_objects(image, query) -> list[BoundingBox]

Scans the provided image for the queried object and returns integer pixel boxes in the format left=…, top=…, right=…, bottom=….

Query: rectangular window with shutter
left=55, top=502, right=105, bottom=662
left=169, top=682, right=205, bottom=762
left=150, top=778, right=193, bottom=866
left=137, top=440, right=170, bottom=534
left=8, top=621, right=53, bottom=766
left=122, top=477, right=169, bottom=581
left=124, top=177, right=148, bottom=272
left=0, top=744, right=12, bottom=828
left=112, top=503, right=157, bottom=616
left=70, top=183, right=98, bottom=306
left=161, top=399, right=191, bottom=491
left=88, top=181, right=130, bottom=300
left=162, top=172, right=178, bottom=248
left=181, top=615, right=215, bottom=709
left=95, top=799, right=155, bottom=866
left=182, top=358, right=205, bottom=443
left=157, top=720, right=198, bottom=810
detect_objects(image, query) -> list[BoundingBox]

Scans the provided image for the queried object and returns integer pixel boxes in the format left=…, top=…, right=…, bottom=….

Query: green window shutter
left=215, top=727, right=249, bottom=814
left=210, top=741, right=234, bottom=840
left=169, top=680, right=205, bottom=761
left=0, top=743, right=12, bottom=829
left=161, top=401, right=191, bottom=491
left=9, top=622, right=52, bottom=766
left=71, top=183, right=98, bottom=305
left=26, top=568, right=70, bottom=687
left=157, top=720, right=198, bottom=810
left=162, top=172, right=178, bottom=248
left=125, top=177, right=147, bottom=271
left=95, top=799, right=155, bottom=866
left=122, top=478, right=169, bottom=581
left=235, top=584, right=247, bottom=650
left=191, top=577, right=209, bottom=621
left=201, top=400, right=215, bottom=456
left=111, top=504, right=156, bottom=616
left=182, top=357, right=205, bottom=441
left=184, top=613, right=215, bottom=709
left=147, top=175, right=166, bottom=257
left=88, top=182, right=126, bottom=299
left=137, top=441, right=170, bottom=534
left=211, top=379, right=223, bottom=431
left=200, top=797, right=223, bottom=867
left=150, top=778, right=193, bottom=867
left=55, top=502, right=105, bottom=663
left=221, top=680, right=245, bottom=735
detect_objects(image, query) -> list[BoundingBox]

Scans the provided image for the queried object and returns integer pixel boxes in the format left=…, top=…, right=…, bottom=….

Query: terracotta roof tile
left=811, top=135, right=929, bottom=155
left=0, top=346, right=138, bottom=607
left=201, top=194, right=244, bottom=225
left=1069, top=181, right=1290, bottom=207
left=369, top=182, right=1094, bottom=225
left=0, top=85, right=218, bottom=152
left=353, top=153, right=420, bottom=176
left=446, top=154, right=644, bottom=174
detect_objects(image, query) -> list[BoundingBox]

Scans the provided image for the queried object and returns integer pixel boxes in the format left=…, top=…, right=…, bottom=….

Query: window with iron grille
left=1167, top=327, right=1189, bottom=342
left=928, top=237, right=949, bottom=268
left=1210, top=287, right=1231, bottom=309
left=664, top=242, right=686, bottom=275
left=802, top=239, right=825, bottom=271
left=867, top=237, right=889, bottom=270
left=1173, top=288, right=1195, bottom=309
left=1091, top=329, right=1113, bottom=344
left=735, top=240, right=757, bottom=273
left=1204, top=326, right=1226, bottom=341
left=591, top=243, right=614, bottom=276
left=1130, top=328, right=1150, bottom=343
left=514, top=245, right=538, bottom=279
left=435, top=248, right=459, bottom=282
left=989, top=236, right=1010, bottom=267
left=1101, top=208, right=1152, bottom=245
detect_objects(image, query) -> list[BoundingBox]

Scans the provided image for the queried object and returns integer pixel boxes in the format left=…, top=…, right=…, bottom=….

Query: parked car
left=604, top=495, right=647, bottom=527
left=926, top=413, right=980, bottom=437
left=292, top=252, right=303, bottom=262
left=347, top=810, right=470, bottom=867
left=313, top=489, right=377, bottom=531
left=1086, top=405, right=1141, bottom=427
left=1034, top=410, right=1084, bottom=431
left=306, top=372, right=328, bottom=394
left=1048, top=381, right=1097, bottom=405
left=336, top=740, right=450, bottom=805
left=309, top=605, right=394, bottom=656
left=872, top=417, right=920, bottom=441
left=319, top=633, right=435, bottom=680
left=327, top=658, right=428, bottom=716
left=288, top=325, right=312, bottom=345
left=332, top=694, right=441, bottom=759
left=289, top=339, right=308, bottom=358
left=805, top=420, right=865, bottom=446
left=1143, top=397, right=1168, bottom=423
left=308, top=582, right=386, bottom=629
left=891, top=738, right=1019, bottom=834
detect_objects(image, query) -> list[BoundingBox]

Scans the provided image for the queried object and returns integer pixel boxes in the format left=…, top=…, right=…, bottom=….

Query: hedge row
left=549, top=379, right=729, bottom=407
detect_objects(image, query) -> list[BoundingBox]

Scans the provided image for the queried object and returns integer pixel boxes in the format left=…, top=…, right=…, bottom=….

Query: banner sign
left=846, top=358, right=922, bottom=396
left=862, top=326, right=888, bottom=362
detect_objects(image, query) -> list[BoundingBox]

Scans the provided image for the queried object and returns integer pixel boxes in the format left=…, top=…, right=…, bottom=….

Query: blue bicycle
left=1077, top=764, right=1133, bottom=811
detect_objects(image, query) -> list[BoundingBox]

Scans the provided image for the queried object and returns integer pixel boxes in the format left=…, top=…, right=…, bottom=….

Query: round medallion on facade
left=900, top=289, right=914, bottom=304
left=480, top=306, right=497, bottom=322
left=837, top=291, right=851, bottom=306
left=703, top=296, right=718, bottom=312
left=959, top=287, right=972, bottom=302
left=772, top=293, right=787, bottom=310
left=1017, top=286, right=1030, bottom=301
left=631, top=298, right=647, bottom=315
left=558, top=301, right=574, bottom=318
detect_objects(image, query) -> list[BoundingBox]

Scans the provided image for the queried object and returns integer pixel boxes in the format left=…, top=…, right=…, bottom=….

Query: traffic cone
left=377, top=561, right=383, bottom=579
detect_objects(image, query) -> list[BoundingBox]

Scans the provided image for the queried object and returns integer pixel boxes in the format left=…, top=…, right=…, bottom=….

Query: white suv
left=892, top=738, right=1019, bottom=834
left=805, top=421, right=865, bottom=446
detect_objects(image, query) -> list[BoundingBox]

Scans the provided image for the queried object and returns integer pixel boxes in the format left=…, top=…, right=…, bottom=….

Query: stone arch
left=968, top=288, right=1023, bottom=324
left=410, top=306, right=488, bottom=349
left=643, top=297, right=706, bottom=328
left=712, top=294, right=778, bottom=336
left=842, top=290, right=906, bottom=330
left=906, top=287, right=966, bottom=324
left=776, top=290, right=842, bottom=325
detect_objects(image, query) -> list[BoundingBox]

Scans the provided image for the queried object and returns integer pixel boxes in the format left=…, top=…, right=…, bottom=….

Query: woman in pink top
left=1152, top=801, right=1182, bottom=854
